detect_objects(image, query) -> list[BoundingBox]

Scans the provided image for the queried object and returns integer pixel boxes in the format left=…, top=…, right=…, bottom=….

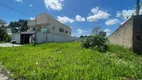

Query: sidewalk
left=0, top=74, right=8, bottom=80
left=0, top=43, right=22, bottom=47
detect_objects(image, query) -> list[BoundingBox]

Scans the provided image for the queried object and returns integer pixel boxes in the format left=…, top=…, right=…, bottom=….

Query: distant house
left=12, top=13, right=75, bottom=44
left=28, top=13, right=72, bottom=36
left=108, top=15, right=142, bottom=53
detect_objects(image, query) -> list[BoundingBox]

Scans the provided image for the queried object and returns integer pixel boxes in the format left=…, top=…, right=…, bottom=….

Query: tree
left=99, top=31, right=106, bottom=37
left=0, top=19, right=11, bottom=42
left=81, top=35, right=108, bottom=52
left=91, top=26, right=101, bottom=35
left=9, top=19, right=28, bottom=33
left=0, top=19, right=6, bottom=27
left=80, top=35, right=88, bottom=38
left=91, top=26, right=106, bottom=37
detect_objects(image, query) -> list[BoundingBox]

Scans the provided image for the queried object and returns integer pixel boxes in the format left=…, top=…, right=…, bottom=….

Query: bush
left=4, top=34, right=11, bottom=42
left=81, top=35, right=108, bottom=52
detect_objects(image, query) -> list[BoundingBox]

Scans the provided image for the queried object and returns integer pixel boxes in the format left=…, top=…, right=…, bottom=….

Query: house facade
left=12, top=13, right=75, bottom=44
left=28, top=13, right=71, bottom=36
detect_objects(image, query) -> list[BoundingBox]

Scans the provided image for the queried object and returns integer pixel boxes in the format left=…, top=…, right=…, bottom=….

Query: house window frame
left=136, top=35, right=141, bottom=41
left=65, top=31, right=68, bottom=33
left=59, top=28, right=64, bottom=32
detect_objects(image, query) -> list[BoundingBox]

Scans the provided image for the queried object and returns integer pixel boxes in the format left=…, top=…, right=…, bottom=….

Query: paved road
left=0, top=43, right=22, bottom=47
left=0, top=74, right=8, bottom=80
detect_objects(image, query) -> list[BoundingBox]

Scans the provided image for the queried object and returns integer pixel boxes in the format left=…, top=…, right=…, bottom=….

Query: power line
left=0, top=4, right=30, bottom=17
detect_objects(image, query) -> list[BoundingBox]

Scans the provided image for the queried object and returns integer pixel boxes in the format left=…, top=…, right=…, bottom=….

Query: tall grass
left=0, top=42, right=142, bottom=79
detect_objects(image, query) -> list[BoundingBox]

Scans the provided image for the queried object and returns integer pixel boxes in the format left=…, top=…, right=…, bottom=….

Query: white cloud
left=87, top=7, right=110, bottom=22
left=57, top=16, right=74, bottom=23
left=116, top=7, right=142, bottom=20
left=75, top=29, right=90, bottom=37
left=116, top=10, right=135, bottom=20
left=44, top=0, right=64, bottom=11
left=15, top=0, right=23, bottom=2
left=75, top=15, right=85, bottom=22
left=78, top=29, right=83, bottom=34
left=104, top=29, right=111, bottom=36
left=104, top=29, right=110, bottom=33
left=30, top=17, right=35, bottom=20
left=105, top=19, right=119, bottom=26
left=91, top=7, right=99, bottom=14
left=30, top=4, right=33, bottom=7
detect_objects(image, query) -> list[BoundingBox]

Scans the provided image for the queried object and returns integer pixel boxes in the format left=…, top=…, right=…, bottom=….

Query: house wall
left=12, top=33, right=21, bottom=44
left=28, top=20, right=36, bottom=26
left=12, top=32, right=75, bottom=44
left=36, top=13, right=48, bottom=25
left=108, top=18, right=133, bottom=48
left=28, top=13, right=71, bottom=36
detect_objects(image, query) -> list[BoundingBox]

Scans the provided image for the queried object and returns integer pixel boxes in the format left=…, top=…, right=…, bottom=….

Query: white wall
left=12, top=32, right=75, bottom=44
left=12, top=33, right=21, bottom=44
left=36, top=32, right=74, bottom=43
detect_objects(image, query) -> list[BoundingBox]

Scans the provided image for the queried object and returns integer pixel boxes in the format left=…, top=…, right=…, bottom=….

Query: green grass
left=0, top=42, right=142, bottom=80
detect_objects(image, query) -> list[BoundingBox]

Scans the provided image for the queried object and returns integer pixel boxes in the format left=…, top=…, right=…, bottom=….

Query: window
left=136, top=35, right=141, bottom=40
left=52, top=27, right=55, bottom=30
left=65, top=31, right=68, bottom=33
left=59, top=28, right=64, bottom=32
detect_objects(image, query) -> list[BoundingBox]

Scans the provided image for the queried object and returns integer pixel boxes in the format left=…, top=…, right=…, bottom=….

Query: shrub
left=81, top=35, right=108, bottom=52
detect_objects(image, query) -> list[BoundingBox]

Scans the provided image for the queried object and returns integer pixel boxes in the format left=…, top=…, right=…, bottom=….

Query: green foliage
left=0, top=19, right=6, bottom=26
left=91, top=26, right=101, bottom=35
left=80, top=35, right=88, bottom=38
left=0, top=42, right=142, bottom=80
left=91, top=26, right=106, bottom=37
left=9, top=19, right=28, bottom=33
left=81, top=35, right=108, bottom=52
left=0, top=19, right=11, bottom=42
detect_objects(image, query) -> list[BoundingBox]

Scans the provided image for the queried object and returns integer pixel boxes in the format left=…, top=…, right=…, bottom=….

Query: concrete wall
left=108, top=18, right=133, bottom=48
left=12, top=33, right=21, bottom=44
left=35, top=32, right=74, bottom=43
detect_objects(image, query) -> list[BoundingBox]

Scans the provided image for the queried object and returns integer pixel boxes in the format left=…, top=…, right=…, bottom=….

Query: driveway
left=0, top=43, right=22, bottom=47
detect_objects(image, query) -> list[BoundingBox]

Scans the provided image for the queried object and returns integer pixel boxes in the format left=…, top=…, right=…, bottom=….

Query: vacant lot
left=0, top=42, right=142, bottom=80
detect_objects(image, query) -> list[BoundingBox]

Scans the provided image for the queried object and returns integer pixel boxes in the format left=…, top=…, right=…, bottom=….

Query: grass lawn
left=0, top=42, right=142, bottom=80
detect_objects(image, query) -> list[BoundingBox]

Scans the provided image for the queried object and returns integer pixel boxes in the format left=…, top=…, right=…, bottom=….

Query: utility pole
left=136, top=0, right=140, bottom=15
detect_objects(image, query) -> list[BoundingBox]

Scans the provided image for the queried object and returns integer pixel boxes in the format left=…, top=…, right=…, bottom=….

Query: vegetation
left=81, top=35, right=108, bottom=52
left=0, top=42, right=142, bottom=80
left=80, top=35, right=88, bottom=38
left=91, top=26, right=106, bottom=37
left=0, top=19, right=11, bottom=42
left=9, top=19, right=28, bottom=33
left=81, top=26, right=108, bottom=52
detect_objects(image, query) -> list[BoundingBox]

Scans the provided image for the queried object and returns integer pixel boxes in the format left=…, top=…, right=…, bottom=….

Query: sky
left=0, top=0, right=141, bottom=37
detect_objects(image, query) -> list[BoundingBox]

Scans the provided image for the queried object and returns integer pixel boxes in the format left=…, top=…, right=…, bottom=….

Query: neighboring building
left=108, top=15, right=142, bottom=53
left=12, top=13, right=75, bottom=44
left=28, top=13, right=71, bottom=36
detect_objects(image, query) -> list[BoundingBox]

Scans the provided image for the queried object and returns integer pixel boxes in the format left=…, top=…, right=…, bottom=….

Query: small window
left=59, top=28, right=64, bottom=32
left=65, top=31, right=68, bottom=33
left=136, top=35, right=141, bottom=40
left=52, top=27, right=55, bottom=30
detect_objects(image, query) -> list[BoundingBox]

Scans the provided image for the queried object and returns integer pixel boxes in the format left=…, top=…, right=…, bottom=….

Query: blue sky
left=0, top=0, right=141, bottom=37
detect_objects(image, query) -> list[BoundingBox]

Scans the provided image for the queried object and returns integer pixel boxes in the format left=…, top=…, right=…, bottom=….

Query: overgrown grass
left=0, top=42, right=142, bottom=80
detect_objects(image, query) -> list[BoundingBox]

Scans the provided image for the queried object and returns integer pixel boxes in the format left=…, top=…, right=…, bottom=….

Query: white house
left=12, top=13, right=75, bottom=44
